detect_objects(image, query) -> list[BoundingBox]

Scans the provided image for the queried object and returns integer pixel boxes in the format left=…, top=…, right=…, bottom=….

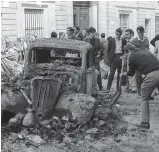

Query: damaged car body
left=2, top=38, right=98, bottom=122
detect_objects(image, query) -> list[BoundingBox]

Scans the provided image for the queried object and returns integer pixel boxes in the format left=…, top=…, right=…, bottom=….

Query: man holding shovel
left=121, top=43, right=159, bottom=129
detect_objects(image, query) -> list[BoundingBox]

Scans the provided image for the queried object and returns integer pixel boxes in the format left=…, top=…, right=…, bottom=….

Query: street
left=2, top=79, right=159, bottom=152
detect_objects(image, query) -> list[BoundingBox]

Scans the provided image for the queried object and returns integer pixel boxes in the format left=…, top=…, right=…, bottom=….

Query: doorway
left=73, top=1, right=90, bottom=31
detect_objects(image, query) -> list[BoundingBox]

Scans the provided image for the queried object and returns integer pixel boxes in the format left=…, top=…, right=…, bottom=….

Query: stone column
left=98, top=1, right=107, bottom=35
left=66, top=1, right=73, bottom=27
left=89, top=1, right=98, bottom=30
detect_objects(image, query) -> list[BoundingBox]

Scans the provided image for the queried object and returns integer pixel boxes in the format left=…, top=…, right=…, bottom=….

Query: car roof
left=27, top=38, right=93, bottom=53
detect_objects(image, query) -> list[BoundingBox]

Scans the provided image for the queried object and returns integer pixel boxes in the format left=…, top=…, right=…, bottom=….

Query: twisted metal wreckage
left=1, top=38, right=100, bottom=127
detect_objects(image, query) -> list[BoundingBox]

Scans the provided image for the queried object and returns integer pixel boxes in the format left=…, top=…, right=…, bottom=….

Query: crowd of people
left=1, top=25, right=159, bottom=129
left=50, top=25, right=159, bottom=130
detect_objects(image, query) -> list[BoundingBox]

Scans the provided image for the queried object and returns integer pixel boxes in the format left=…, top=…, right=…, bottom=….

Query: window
left=155, top=16, right=159, bottom=35
left=24, top=9, right=44, bottom=37
left=120, top=14, right=129, bottom=32
left=30, top=48, right=82, bottom=67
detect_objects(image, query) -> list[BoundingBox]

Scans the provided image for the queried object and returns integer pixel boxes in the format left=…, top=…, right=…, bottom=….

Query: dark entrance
left=73, top=1, right=90, bottom=31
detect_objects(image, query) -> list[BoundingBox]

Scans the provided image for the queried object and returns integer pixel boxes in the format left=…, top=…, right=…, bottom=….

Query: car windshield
left=30, top=48, right=82, bottom=67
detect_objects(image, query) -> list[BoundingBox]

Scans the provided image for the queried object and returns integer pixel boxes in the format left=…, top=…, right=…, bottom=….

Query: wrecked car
left=2, top=38, right=98, bottom=123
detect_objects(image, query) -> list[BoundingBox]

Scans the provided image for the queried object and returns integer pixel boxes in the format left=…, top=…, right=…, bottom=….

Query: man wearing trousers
left=106, top=28, right=127, bottom=92
left=83, top=27, right=103, bottom=90
left=121, top=43, right=159, bottom=129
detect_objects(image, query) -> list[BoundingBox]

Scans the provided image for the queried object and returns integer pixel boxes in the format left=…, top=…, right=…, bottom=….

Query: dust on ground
left=1, top=79, right=159, bottom=152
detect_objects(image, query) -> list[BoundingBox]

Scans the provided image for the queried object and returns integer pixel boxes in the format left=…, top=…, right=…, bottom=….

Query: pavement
left=1, top=78, right=159, bottom=152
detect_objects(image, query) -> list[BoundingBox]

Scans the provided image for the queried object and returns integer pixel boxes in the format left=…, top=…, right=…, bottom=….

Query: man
left=105, top=28, right=127, bottom=93
left=124, top=29, right=136, bottom=92
left=150, top=34, right=159, bottom=58
left=82, top=28, right=88, bottom=40
left=66, top=27, right=75, bottom=39
left=102, top=36, right=113, bottom=79
left=51, top=32, right=57, bottom=38
left=121, top=43, right=159, bottom=129
left=74, top=27, right=83, bottom=41
left=59, top=32, right=65, bottom=38
left=83, top=27, right=103, bottom=90
left=95, top=32, right=99, bottom=38
left=14, top=35, right=24, bottom=62
left=100, top=33, right=107, bottom=49
left=130, top=26, right=149, bottom=97
left=150, top=34, right=159, bottom=47
left=131, top=26, right=149, bottom=49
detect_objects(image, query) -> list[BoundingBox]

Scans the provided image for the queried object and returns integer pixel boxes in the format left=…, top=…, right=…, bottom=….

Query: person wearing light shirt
left=130, top=26, right=149, bottom=98
left=105, top=28, right=127, bottom=93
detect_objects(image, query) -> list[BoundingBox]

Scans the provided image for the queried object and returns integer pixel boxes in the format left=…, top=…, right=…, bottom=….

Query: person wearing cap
left=121, top=42, right=159, bottom=129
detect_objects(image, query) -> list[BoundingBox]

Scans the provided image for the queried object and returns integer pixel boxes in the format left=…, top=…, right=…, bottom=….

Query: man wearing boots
left=121, top=43, right=159, bottom=129
left=106, top=28, right=127, bottom=93
left=83, top=27, right=103, bottom=90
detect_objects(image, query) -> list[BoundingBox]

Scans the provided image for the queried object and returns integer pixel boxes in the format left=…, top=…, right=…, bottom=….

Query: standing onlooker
left=124, top=29, right=135, bottom=92
left=74, top=27, right=83, bottom=41
left=106, top=28, right=127, bottom=93
left=66, top=27, right=75, bottom=39
left=95, top=32, right=99, bottom=38
left=130, top=26, right=149, bottom=97
left=15, top=35, right=24, bottom=62
left=102, top=36, right=113, bottom=79
left=150, top=34, right=159, bottom=58
left=150, top=34, right=159, bottom=47
left=59, top=32, right=65, bottom=38
left=154, top=40, right=159, bottom=59
left=100, top=33, right=107, bottom=49
left=131, top=26, right=149, bottom=49
left=51, top=31, right=57, bottom=38
left=102, top=36, right=112, bottom=66
left=83, top=27, right=103, bottom=90
left=82, top=28, right=88, bottom=40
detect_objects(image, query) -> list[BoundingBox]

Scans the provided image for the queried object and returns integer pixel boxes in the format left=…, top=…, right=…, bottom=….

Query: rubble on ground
left=1, top=93, right=125, bottom=152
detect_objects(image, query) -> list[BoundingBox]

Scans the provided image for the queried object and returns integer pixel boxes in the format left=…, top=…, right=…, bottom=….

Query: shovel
left=109, top=55, right=126, bottom=109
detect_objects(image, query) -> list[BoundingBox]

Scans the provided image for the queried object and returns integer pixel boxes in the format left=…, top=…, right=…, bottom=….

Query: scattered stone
left=25, top=140, right=39, bottom=148
left=96, top=120, right=105, bottom=127
left=63, top=136, right=72, bottom=144
left=114, top=138, right=121, bottom=143
left=92, top=141, right=108, bottom=150
left=78, top=140, right=84, bottom=144
left=9, top=118, right=19, bottom=126
left=9, top=133, right=18, bottom=142
left=92, top=117, right=98, bottom=122
left=14, top=113, right=25, bottom=121
left=86, top=128, right=98, bottom=134
left=30, top=135, right=44, bottom=145
left=17, top=134, right=24, bottom=140
left=39, top=120, right=50, bottom=126
left=84, top=135, right=92, bottom=140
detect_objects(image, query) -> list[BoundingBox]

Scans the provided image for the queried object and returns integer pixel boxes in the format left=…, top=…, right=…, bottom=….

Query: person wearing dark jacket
left=67, top=27, right=75, bottom=39
left=83, top=27, right=103, bottom=90
left=105, top=28, right=127, bottom=92
left=150, top=34, right=159, bottom=47
left=74, top=27, right=83, bottom=41
left=121, top=43, right=159, bottom=129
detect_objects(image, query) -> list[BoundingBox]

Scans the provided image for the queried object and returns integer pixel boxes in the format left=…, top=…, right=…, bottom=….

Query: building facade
left=1, top=1, right=159, bottom=42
